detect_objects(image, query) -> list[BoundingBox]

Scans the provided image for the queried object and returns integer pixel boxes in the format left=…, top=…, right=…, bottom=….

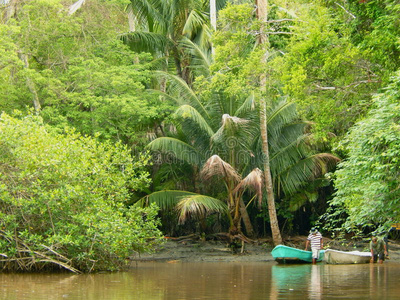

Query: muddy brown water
left=1, top=262, right=400, bottom=299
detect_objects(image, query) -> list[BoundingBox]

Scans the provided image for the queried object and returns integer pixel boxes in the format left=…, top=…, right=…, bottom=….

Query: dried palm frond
left=221, top=114, right=249, bottom=125
left=234, top=168, right=264, bottom=207
left=200, top=155, right=241, bottom=183
left=310, top=153, right=341, bottom=177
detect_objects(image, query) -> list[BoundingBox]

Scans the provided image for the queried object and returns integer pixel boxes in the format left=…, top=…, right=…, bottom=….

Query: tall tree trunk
left=127, top=5, right=136, bottom=32
left=3, top=0, right=18, bottom=22
left=5, top=1, right=41, bottom=114
left=256, top=0, right=282, bottom=245
left=19, top=53, right=41, bottom=114
left=210, top=0, right=217, bottom=30
left=210, top=0, right=216, bottom=56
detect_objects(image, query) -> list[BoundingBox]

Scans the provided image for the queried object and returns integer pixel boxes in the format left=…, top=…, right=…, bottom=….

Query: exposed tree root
left=0, top=231, right=81, bottom=273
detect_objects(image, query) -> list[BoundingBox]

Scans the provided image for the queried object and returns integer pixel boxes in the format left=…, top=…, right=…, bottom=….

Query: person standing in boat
left=370, top=236, right=387, bottom=264
left=305, top=227, right=323, bottom=264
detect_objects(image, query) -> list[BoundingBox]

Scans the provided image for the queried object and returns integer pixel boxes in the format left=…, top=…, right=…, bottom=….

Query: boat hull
left=324, top=249, right=371, bottom=264
left=271, top=245, right=325, bottom=264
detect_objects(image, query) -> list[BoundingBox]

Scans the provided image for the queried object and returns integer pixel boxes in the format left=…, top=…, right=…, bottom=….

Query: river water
left=1, top=262, right=399, bottom=299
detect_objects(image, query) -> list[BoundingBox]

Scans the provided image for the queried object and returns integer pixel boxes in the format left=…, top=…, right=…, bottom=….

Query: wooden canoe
left=324, top=249, right=371, bottom=264
left=271, top=245, right=325, bottom=264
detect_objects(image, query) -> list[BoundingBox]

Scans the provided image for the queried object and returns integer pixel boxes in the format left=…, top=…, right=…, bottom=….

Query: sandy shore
left=130, top=237, right=400, bottom=263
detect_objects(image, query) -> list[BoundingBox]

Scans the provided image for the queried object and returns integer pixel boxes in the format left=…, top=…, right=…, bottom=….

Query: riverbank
left=130, top=236, right=400, bottom=263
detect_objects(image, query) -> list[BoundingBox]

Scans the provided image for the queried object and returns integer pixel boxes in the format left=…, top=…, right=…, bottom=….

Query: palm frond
left=146, top=88, right=182, bottom=104
left=234, top=168, right=263, bottom=207
left=152, top=163, right=194, bottom=190
left=308, top=153, right=341, bottom=177
left=267, top=100, right=298, bottom=137
left=180, top=36, right=211, bottom=77
left=175, top=105, right=214, bottom=137
left=278, top=153, right=339, bottom=195
left=177, top=194, right=228, bottom=224
left=154, top=71, right=209, bottom=118
left=182, top=9, right=209, bottom=37
left=173, top=0, right=197, bottom=26
left=148, top=137, right=203, bottom=166
left=288, top=192, right=318, bottom=212
left=211, top=114, right=253, bottom=162
left=269, top=121, right=310, bottom=148
left=269, top=133, right=310, bottom=174
left=146, top=57, right=169, bottom=71
left=235, top=93, right=257, bottom=118
left=120, top=31, right=171, bottom=54
left=277, top=158, right=315, bottom=196
left=128, top=0, right=167, bottom=32
left=194, top=24, right=213, bottom=50
left=200, top=155, right=241, bottom=182
left=204, top=92, right=230, bottom=122
left=212, top=114, right=250, bottom=140
left=135, top=190, right=197, bottom=211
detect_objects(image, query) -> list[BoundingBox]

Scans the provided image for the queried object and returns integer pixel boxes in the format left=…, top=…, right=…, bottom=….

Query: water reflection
left=369, top=263, right=390, bottom=299
left=270, top=262, right=400, bottom=299
left=270, top=264, right=327, bottom=299
left=0, top=263, right=273, bottom=300
left=309, top=265, right=322, bottom=300
left=271, top=264, right=315, bottom=299
left=1, top=262, right=400, bottom=299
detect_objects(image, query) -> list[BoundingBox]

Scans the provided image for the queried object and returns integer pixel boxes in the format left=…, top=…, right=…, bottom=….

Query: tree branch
left=314, top=79, right=381, bottom=91
left=266, top=32, right=294, bottom=35
left=265, top=18, right=296, bottom=23
left=335, top=2, right=356, bottom=19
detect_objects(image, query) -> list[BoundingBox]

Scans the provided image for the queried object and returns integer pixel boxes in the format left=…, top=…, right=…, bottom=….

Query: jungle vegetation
left=0, top=0, right=399, bottom=272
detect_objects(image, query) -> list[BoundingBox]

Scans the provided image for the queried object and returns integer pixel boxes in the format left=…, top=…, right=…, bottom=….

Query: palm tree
left=121, top=0, right=228, bottom=85
left=135, top=1, right=339, bottom=240
left=200, top=154, right=246, bottom=236
left=138, top=74, right=338, bottom=239
left=255, top=0, right=283, bottom=245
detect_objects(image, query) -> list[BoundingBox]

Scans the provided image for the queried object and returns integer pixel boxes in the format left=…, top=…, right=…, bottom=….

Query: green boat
left=271, top=245, right=325, bottom=263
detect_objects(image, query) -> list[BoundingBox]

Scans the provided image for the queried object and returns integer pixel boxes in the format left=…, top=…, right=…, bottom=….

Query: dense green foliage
left=325, top=71, right=400, bottom=236
left=269, top=1, right=377, bottom=142
left=1, top=0, right=400, bottom=258
left=1, top=0, right=173, bottom=147
left=0, top=113, right=163, bottom=272
left=347, top=0, right=400, bottom=75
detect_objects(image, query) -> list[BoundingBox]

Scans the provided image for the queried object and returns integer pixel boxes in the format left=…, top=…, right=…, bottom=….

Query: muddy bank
left=132, top=239, right=273, bottom=263
left=131, top=236, right=400, bottom=263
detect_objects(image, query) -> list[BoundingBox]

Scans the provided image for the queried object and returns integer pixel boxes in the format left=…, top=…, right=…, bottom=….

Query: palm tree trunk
left=260, top=97, right=281, bottom=245
left=256, top=0, right=282, bottom=246
left=239, top=198, right=255, bottom=237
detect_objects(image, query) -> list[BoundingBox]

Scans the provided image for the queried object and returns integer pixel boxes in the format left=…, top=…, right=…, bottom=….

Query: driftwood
left=164, top=233, right=199, bottom=242
left=164, top=232, right=263, bottom=255
left=165, top=232, right=259, bottom=244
